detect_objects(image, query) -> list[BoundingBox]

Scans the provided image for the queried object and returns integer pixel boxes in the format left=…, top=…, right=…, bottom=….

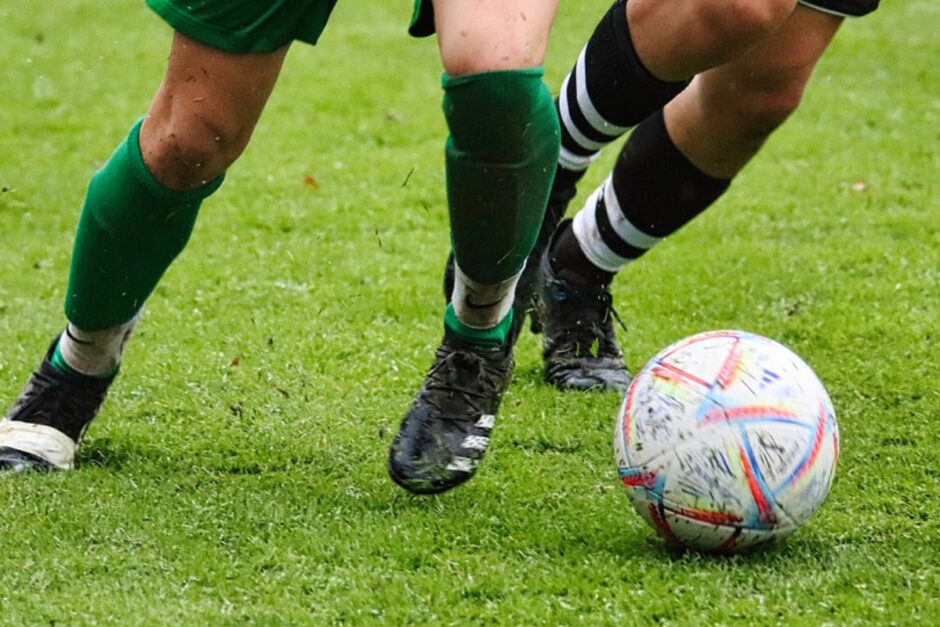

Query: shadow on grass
left=635, top=529, right=840, bottom=572
left=78, top=438, right=147, bottom=471
left=78, top=432, right=840, bottom=574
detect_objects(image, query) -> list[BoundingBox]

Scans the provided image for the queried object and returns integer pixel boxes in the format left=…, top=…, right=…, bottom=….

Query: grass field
left=0, top=1, right=937, bottom=624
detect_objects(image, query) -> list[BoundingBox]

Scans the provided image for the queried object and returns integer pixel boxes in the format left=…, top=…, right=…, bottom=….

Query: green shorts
left=409, top=0, right=434, bottom=38
left=146, top=0, right=339, bottom=53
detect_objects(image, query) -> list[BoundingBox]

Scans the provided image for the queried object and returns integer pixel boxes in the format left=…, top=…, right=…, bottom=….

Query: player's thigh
left=697, top=5, right=843, bottom=117
left=150, top=31, right=287, bottom=133
left=432, top=0, right=560, bottom=75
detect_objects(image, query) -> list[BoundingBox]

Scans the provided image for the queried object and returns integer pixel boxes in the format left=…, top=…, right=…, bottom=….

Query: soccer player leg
left=549, top=0, right=799, bottom=212
left=552, top=0, right=691, bottom=209
left=665, top=5, right=842, bottom=179
left=539, top=5, right=842, bottom=394
left=536, top=105, right=731, bottom=393
left=491, top=0, right=692, bottom=339
left=531, top=0, right=801, bottom=342
left=388, top=0, right=560, bottom=494
left=0, top=34, right=287, bottom=473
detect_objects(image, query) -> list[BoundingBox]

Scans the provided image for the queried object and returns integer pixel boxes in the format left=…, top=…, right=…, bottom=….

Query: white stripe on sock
left=558, top=145, right=599, bottom=172
left=602, top=176, right=663, bottom=250
left=559, top=72, right=607, bottom=153
left=572, top=187, right=630, bottom=273
left=575, top=47, right=632, bottom=137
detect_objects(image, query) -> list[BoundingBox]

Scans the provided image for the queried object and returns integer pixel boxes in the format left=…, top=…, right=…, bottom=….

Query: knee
left=697, top=0, right=796, bottom=46
left=140, top=112, right=251, bottom=191
left=441, top=40, right=544, bottom=77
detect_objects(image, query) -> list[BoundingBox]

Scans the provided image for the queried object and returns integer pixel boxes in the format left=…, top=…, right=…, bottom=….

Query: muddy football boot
left=0, top=338, right=113, bottom=473
left=388, top=331, right=514, bottom=494
left=535, top=230, right=632, bottom=393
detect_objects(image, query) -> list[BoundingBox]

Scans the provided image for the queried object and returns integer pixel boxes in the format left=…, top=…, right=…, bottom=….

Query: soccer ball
left=614, top=330, right=838, bottom=553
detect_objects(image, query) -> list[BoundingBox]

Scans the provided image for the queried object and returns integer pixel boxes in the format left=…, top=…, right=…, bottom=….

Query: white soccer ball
left=614, top=330, right=838, bottom=553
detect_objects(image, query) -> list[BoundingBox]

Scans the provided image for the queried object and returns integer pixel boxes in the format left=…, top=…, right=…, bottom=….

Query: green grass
left=0, top=1, right=937, bottom=624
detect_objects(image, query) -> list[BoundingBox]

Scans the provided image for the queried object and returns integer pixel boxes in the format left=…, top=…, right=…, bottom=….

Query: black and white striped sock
left=555, top=0, right=689, bottom=183
left=561, top=110, right=732, bottom=281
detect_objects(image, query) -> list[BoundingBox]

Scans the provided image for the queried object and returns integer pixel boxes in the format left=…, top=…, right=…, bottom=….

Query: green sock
left=444, top=303, right=514, bottom=348
left=64, top=118, right=223, bottom=330
left=442, top=68, right=561, bottom=285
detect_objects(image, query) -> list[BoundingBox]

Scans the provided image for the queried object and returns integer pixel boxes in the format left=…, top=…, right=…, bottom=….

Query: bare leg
left=140, top=32, right=289, bottom=191
left=432, top=0, right=559, bottom=75
left=667, top=6, right=843, bottom=178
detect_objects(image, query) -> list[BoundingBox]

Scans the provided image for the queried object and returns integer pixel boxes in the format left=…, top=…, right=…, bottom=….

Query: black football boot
left=388, top=331, right=514, bottom=494
left=0, top=338, right=114, bottom=473
left=535, top=221, right=632, bottom=392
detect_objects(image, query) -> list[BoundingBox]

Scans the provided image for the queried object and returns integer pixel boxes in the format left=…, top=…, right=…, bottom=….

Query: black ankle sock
left=550, top=164, right=585, bottom=201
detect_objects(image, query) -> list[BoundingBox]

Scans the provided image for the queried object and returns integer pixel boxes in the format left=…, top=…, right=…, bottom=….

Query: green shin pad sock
left=444, top=303, right=513, bottom=348
left=443, top=68, right=561, bottom=285
left=64, top=118, right=223, bottom=330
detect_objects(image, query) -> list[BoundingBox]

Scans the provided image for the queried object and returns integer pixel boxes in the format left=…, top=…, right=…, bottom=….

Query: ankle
left=548, top=221, right=616, bottom=288
left=444, top=305, right=512, bottom=349
left=53, top=318, right=138, bottom=379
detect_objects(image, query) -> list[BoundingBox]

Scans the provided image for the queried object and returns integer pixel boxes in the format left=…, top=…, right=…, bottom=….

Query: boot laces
left=421, top=343, right=509, bottom=421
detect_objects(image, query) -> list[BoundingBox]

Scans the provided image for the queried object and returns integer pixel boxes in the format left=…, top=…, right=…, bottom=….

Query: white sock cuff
left=558, top=145, right=600, bottom=172
left=572, top=185, right=629, bottom=274
left=451, top=264, right=521, bottom=329
left=59, top=313, right=140, bottom=377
